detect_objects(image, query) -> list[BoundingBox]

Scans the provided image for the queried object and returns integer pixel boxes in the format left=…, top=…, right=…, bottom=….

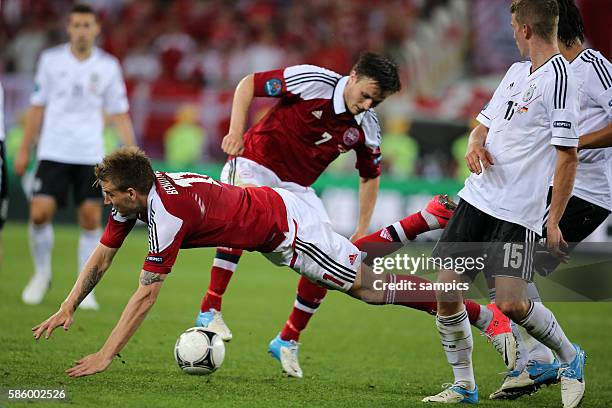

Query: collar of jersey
left=64, top=43, right=99, bottom=64
left=529, top=53, right=562, bottom=77
left=332, top=76, right=366, bottom=125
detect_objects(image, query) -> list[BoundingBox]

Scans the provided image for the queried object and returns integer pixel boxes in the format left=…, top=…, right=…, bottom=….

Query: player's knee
left=30, top=206, right=52, bottom=225
left=78, top=204, right=101, bottom=229
left=495, top=299, right=529, bottom=322
left=79, top=215, right=100, bottom=230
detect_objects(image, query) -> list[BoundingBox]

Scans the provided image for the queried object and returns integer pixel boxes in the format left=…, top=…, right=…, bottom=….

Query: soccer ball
left=174, top=327, right=225, bottom=375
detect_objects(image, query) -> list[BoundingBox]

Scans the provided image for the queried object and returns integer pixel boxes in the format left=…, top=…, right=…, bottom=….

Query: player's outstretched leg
left=346, top=267, right=479, bottom=404
left=265, top=194, right=459, bottom=378
left=490, top=282, right=559, bottom=400
left=495, top=277, right=586, bottom=408
left=22, top=196, right=56, bottom=305
left=195, top=247, right=243, bottom=341
left=268, top=276, right=327, bottom=378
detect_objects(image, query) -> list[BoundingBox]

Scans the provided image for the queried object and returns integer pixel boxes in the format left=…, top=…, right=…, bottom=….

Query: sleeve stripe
left=480, top=112, right=491, bottom=120
left=561, top=58, right=568, bottom=109
left=148, top=203, right=160, bottom=253
left=286, top=74, right=339, bottom=87
left=552, top=58, right=567, bottom=109
left=285, top=71, right=340, bottom=82
left=581, top=52, right=611, bottom=91
left=286, top=78, right=338, bottom=91
left=586, top=50, right=612, bottom=85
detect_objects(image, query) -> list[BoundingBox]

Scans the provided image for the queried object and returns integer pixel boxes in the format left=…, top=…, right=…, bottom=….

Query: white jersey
left=462, top=54, right=579, bottom=234
left=30, top=44, right=129, bottom=165
left=0, top=82, right=5, bottom=142
left=569, top=49, right=612, bottom=210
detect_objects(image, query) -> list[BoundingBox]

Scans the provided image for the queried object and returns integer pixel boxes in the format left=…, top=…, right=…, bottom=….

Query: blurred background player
left=14, top=4, right=135, bottom=309
left=424, top=1, right=585, bottom=405
left=195, top=52, right=405, bottom=377
left=0, top=82, right=8, bottom=264
left=490, top=0, right=612, bottom=399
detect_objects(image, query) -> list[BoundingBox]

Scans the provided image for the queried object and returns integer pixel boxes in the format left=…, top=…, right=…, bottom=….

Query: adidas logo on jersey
left=348, top=254, right=358, bottom=265
left=312, top=110, right=323, bottom=119
left=380, top=228, right=393, bottom=242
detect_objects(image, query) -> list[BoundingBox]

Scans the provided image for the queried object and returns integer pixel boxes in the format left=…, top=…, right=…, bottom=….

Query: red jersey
left=241, top=65, right=382, bottom=187
left=100, top=171, right=288, bottom=274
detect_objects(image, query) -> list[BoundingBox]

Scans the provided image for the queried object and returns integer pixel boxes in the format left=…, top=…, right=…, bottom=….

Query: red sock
left=280, top=276, right=328, bottom=341
left=354, top=213, right=430, bottom=265
left=464, top=299, right=482, bottom=325
left=383, top=274, right=483, bottom=325
left=200, top=248, right=243, bottom=312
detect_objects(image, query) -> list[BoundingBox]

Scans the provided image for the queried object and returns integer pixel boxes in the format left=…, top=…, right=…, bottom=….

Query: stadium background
left=2, top=0, right=610, bottom=238
left=1, top=1, right=611, bottom=407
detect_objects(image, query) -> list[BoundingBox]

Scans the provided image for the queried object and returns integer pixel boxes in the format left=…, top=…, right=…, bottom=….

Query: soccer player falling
left=32, top=147, right=512, bottom=379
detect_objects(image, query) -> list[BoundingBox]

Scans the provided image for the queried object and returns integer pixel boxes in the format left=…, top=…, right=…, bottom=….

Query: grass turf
left=1, top=222, right=611, bottom=407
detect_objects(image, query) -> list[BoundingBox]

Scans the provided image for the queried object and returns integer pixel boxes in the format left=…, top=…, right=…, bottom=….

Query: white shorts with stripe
left=220, top=157, right=331, bottom=224
left=263, top=188, right=361, bottom=292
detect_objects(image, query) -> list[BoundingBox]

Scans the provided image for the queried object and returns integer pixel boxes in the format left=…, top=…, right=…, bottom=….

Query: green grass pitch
left=1, top=223, right=611, bottom=407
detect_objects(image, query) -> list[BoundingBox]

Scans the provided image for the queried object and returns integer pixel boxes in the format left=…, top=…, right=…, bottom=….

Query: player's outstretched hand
left=221, top=133, right=245, bottom=156
left=546, top=224, right=570, bottom=263
left=66, top=351, right=113, bottom=378
left=32, top=307, right=74, bottom=340
left=465, top=143, right=494, bottom=175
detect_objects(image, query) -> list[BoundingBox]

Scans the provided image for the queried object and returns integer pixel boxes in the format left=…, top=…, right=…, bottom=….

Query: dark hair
left=557, top=0, right=585, bottom=48
left=70, top=3, right=96, bottom=17
left=95, top=147, right=156, bottom=194
left=352, top=52, right=401, bottom=95
left=510, top=0, right=559, bottom=41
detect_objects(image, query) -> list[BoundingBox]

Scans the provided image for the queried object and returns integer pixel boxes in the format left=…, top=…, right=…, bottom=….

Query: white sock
left=78, top=228, right=102, bottom=272
left=29, top=223, right=53, bottom=280
left=512, top=322, right=531, bottom=372
left=517, top=283, right=555, bottom=364
left=519, top=301, right=576, bottom=364
left=473, top=304, right=493, bottom=332
left=436, top=308, right=475, bottom=390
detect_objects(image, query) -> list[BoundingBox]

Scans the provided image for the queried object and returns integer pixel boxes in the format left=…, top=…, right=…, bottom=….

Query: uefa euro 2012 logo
left=265, top=78, right=283, bottom=96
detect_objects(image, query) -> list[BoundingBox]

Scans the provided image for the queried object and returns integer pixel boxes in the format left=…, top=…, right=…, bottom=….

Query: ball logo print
left=174, top=327, right=225, bottom=375
left=343, top=128, right=360, bottom=147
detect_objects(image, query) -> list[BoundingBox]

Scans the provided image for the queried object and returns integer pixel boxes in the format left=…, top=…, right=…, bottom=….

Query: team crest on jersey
left=343, top=128, right=360, bottom=146
left=522, top=84, right=536, bottom=102
left=348, top=253, right=358, bottom=265
left=265, top=78, right=282, bottom=96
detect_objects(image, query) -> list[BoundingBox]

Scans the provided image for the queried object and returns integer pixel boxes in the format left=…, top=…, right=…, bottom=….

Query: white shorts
left=220, top=157, right=331, bottom=224
left=263, top=188, right=361, bottom=292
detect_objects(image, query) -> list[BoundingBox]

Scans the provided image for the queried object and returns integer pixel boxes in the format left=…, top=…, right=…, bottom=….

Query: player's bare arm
left=222, top=74, right=255, bottom=156
left=578, top=123, right=612, bottom=149
left=65, top=269, right=166, bottom=378
left=32, top=244, right=119, bottom=340
left=109, top=112, right=137, bottom=147
left=351, top=176, right=380, bottom=241
left=547, top=146, right=578, bottom=260
left=464, top=123, right=493, bottom=175
left=14, top=105, right=44, bottom=176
